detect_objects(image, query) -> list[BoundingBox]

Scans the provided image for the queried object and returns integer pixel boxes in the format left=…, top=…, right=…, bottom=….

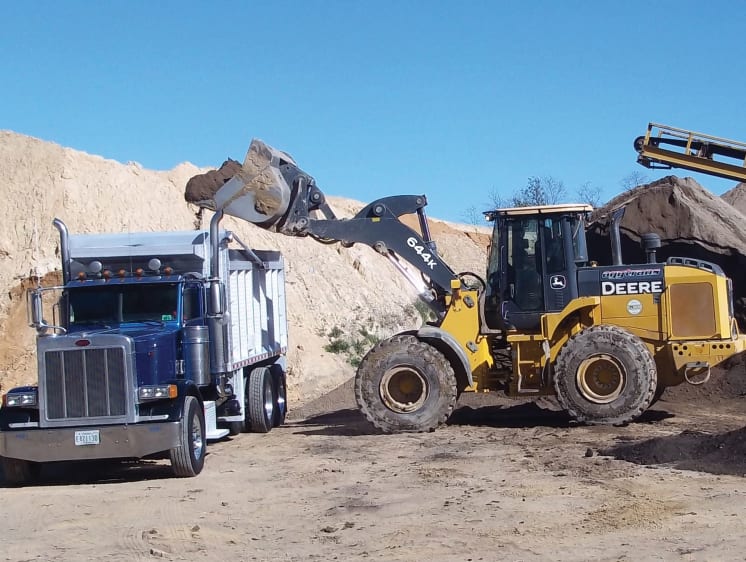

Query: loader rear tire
left=355, top=334, right=457, bottom=433
left=554, top=325, right=657, bottom=425
left=248, top=367, right=275, bottom=433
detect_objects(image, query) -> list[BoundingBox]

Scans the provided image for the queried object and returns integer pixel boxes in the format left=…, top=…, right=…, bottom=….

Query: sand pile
left=0, top=131, right=489, bottom=407
left=723, top=182, right=746, bottom=216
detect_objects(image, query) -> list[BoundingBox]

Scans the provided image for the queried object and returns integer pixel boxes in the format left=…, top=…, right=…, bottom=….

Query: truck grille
left=43, top=347, right=128, bottom=420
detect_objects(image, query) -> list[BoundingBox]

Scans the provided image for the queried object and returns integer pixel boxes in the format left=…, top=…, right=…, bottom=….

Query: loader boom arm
left=213, top=139, right=460, bottom=301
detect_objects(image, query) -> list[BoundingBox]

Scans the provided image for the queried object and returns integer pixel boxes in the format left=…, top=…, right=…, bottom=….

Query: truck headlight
left=138, top=385, right=177, bottom=401
left=4, top=389, right=38, bottom=408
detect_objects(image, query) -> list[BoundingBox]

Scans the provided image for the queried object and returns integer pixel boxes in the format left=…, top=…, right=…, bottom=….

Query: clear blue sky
left=2, top=1, right=745, bottom=222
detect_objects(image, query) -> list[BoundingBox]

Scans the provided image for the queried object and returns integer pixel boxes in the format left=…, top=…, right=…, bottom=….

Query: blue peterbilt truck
left=0, top=211, right=288, bottom=482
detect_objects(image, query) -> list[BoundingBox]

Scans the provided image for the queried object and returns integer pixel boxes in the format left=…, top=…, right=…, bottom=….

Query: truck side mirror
left=27, top=289, right=45, bottom=330
left=208, top=281, right=225, bottom=316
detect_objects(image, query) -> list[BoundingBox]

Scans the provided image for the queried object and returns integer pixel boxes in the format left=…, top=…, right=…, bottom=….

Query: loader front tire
left=554, top=325, right=657, bottom=425
left=355, top=334, right=457, bottom=433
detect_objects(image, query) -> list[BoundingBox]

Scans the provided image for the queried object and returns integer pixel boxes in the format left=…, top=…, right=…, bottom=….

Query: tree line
left=462, top=171, right=649, bottom=225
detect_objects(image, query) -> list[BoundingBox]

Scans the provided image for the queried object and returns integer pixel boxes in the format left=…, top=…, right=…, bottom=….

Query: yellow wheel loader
left=205, top=139, right=745, bottom=432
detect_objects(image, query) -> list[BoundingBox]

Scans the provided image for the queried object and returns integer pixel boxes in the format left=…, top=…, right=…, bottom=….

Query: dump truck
left=190, top=138, right=745, bottom=434
left=0, top=212, right=288, bottom=483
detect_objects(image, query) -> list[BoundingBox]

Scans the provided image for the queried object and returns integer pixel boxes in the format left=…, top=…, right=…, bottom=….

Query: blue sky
left=2, top=1, right=745, bottom=222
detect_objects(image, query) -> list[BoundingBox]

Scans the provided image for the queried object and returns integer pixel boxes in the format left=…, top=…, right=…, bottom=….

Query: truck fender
left=269, top=355, right=287, bottom=373
left=415, top=326, right=474, bottom=390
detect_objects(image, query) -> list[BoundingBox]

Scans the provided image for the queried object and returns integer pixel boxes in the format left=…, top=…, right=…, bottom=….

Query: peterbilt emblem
left=550, top=275, right=566, bottom=290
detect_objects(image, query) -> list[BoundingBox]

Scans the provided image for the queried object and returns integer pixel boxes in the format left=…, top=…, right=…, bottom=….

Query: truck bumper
left=0, top=423, right=182, bottom=463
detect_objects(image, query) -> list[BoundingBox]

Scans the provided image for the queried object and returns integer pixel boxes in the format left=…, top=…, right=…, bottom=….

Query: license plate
left=74, top=430, right=100, bottom=446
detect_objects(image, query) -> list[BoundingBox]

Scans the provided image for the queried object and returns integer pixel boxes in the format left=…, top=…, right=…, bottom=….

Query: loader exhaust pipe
left=610, top=207, right=625, bottom=266
left=53, top=218, right=71, bottom=284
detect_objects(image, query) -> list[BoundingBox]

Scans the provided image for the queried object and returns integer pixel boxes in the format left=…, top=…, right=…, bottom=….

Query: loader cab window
left=485, top=214, right=575, bottom=332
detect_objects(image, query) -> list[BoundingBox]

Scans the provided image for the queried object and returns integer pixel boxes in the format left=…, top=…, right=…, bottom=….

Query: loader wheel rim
left=380, top=367, right=428, bottom=413
left=576, top=354, right=626, bottom=404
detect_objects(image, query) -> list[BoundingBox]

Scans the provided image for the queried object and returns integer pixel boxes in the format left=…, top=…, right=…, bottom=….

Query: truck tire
left=170, top=396, right=206, bottom=477
left=248, top=367, right=275, bottom=433
left=554, top=325, right=657, bottom=425
left=355, top=334, right=457, bottom=433
left=1, top=456, right=41, bottom=486
left=272, top=367, right=287, bottom=427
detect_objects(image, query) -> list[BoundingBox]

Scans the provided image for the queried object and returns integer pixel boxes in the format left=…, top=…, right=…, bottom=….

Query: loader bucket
left=213, top=139, right=295, bottom=228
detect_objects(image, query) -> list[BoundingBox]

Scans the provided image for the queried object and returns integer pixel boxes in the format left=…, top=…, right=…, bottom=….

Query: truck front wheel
left=355, top=334, right=457, bottom=433
left=170, top=396, right=206, bottom=477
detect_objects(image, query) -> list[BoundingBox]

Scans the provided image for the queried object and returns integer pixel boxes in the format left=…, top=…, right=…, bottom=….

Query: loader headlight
left=138, top=384, right=178, bottom=401
left=3, top=388, right=38, bottom=408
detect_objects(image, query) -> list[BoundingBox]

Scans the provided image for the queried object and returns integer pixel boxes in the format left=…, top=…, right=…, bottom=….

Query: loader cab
left=484, top=204, right=592, bottom=332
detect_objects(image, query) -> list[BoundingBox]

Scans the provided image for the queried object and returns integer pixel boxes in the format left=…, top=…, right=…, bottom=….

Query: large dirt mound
left=723, top=182, right=746, bottom=216
left=587, top=175, right=746, bottom=327
left=0, top=131, right=489, bottom=407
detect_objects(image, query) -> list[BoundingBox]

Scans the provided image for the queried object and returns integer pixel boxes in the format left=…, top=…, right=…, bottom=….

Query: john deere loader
left=199, top=139, right=745, bottom=433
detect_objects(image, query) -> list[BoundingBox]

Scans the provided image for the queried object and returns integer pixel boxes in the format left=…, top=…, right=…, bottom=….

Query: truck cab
left=0, top=217, right=288, bottom=483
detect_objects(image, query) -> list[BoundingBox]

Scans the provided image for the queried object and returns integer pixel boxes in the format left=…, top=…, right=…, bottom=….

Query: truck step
left=203, top=401, right=230, bottom=440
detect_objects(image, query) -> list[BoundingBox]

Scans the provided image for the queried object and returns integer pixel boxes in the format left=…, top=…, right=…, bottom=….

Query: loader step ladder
left=634, top=122, right=746, bottom=183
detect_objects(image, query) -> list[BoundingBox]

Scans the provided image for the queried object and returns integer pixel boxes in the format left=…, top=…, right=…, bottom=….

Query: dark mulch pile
left=184, top=158, right=241, bottom=209
left=601, top=427, right=746, bottom=476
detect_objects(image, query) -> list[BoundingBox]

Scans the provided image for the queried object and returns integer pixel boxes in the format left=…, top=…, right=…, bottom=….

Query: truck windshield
left=68, top=283, right=179, bottom=325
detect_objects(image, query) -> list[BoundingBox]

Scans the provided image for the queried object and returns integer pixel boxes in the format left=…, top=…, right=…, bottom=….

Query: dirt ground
left=2, top=372, right=745, bottom=562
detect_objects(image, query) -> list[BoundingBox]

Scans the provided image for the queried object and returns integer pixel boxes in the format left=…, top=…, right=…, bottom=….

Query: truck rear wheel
left=355, top=334, right=457, bottom=433
left=248, top=366, right=275, bottom=433
left=554, top=325, right=657, bottom=425
left=1, top=456, right=41, bottom=486
left=170, top=396, right=206, bottom=477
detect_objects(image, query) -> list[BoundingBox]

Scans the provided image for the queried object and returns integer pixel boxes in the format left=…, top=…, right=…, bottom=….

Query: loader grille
left=43, top=347, right=128, bottom=421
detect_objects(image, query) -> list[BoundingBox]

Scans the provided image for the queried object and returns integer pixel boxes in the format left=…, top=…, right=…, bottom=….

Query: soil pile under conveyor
left=723, top=182, right=746, bottom=216
left=587, top=175, right=746, bottom=330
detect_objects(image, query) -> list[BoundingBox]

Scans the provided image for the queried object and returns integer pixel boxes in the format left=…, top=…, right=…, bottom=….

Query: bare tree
left=469, top=176, right=572, bottom=219
left=620, top=171, right=649, bottom=191
left=461, top=205, right=485, bottom=226
left=511, top=176, right=567, bottom=207
left=577, top=181, right=603, bottom=208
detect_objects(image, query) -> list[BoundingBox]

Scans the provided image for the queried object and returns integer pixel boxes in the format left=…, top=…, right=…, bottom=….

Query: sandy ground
left=1, top=381, right=745, bottom=562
